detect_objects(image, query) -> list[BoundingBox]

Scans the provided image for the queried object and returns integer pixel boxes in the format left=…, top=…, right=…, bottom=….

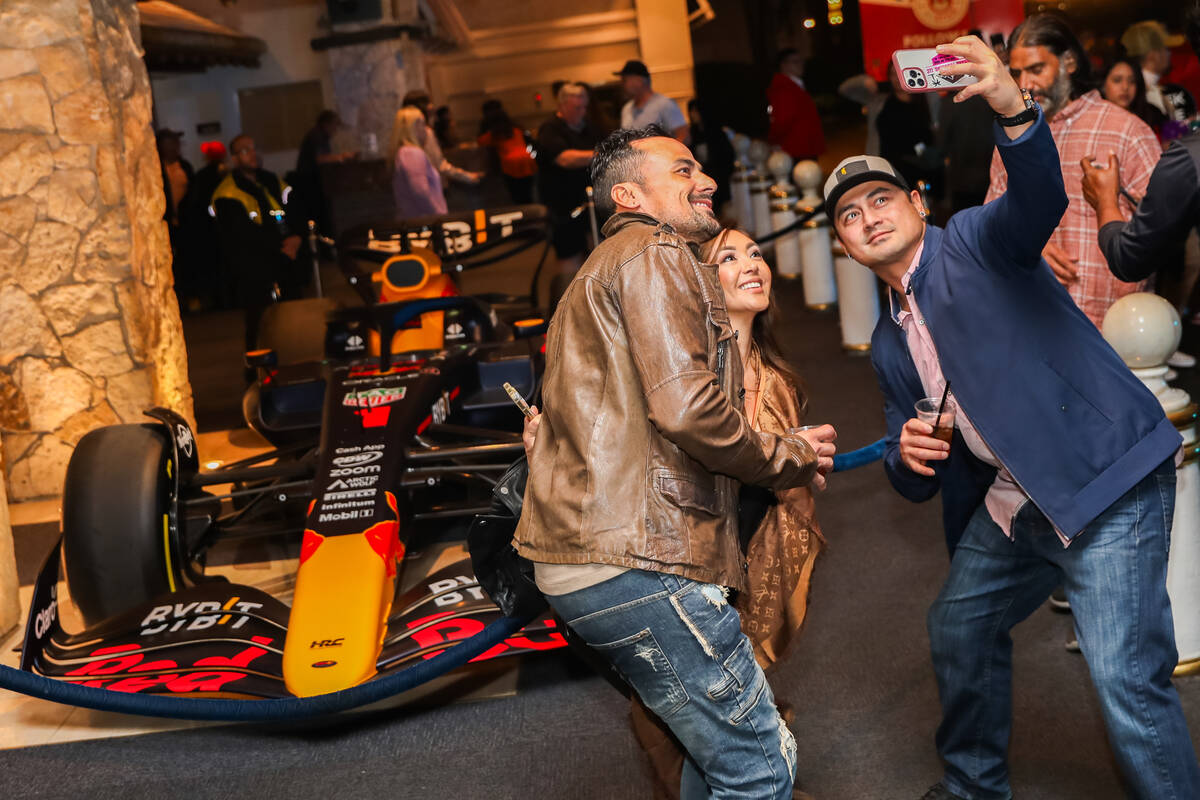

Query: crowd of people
left=508, top=8, right=1200, bottom=800
left=151, top=12, right=1200, bottom=793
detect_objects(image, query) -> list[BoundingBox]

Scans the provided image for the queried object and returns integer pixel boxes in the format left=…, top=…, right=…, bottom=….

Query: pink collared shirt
left=986, top=90, right=1160, bottom=328
left=893, top=240, right=1071, bottom=546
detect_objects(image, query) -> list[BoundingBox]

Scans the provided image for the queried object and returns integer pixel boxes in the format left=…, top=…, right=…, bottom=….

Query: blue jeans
left=930, top=460, right=1200, bottom=799
left=546, top=569, right=796, bottom=799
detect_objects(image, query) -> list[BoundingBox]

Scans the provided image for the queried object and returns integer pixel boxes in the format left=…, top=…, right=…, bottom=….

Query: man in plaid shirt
left=986, top=15, right=1162, bottom=329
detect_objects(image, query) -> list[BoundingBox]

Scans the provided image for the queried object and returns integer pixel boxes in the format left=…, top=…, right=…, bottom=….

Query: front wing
left=20, top=539, right=565, bottom=700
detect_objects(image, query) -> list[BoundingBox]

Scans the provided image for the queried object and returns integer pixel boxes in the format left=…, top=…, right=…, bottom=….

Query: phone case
left=891, top=49, right=980, bottom=93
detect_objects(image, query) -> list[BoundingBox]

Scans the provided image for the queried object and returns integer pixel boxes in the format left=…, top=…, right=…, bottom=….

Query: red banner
left=860, top=0, right=1026, bottom=82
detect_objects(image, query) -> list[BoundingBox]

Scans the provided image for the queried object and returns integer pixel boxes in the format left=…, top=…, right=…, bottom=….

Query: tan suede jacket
left=514, top=213, right=817, bottom=591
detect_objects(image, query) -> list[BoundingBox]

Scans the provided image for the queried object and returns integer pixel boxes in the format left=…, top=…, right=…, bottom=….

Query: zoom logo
left=332, top=451, right=382, bottom=468
left=904, top=68, right=926, bottom=89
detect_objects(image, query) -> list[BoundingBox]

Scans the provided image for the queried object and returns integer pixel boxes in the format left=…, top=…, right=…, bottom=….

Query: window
left=237, top=80, right=325, bottom=153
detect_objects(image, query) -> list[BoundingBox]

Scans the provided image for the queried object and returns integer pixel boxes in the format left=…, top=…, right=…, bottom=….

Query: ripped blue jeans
left=546, top=569, right=796, bottom=799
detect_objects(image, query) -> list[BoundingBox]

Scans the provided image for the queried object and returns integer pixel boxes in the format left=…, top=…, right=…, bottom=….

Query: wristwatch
left=996, top=88, right=1038, bottom=127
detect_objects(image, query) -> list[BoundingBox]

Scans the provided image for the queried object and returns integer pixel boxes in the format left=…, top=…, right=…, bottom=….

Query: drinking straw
left=936, top=381, right=951, bottom=428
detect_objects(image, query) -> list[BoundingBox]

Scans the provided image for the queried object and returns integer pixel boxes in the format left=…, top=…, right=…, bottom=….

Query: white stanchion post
left=766, top=151, right=800, bottom=280
left=1102, top=293, right=1200, bottom=673
left=748, top=140, right=773, bottom=241
left=730, top=133, right=755, bottom=232
left=833, top=239, right=880, bottom=353
left=792, top=160, right=836, bottom=310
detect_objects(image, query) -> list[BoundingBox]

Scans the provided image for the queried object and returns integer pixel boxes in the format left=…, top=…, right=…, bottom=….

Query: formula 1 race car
left=18, top=205, right=568, bottom=701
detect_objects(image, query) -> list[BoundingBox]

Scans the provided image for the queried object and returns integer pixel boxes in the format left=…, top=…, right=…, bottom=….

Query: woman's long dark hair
left=1100, top=57, right=1158, bottom=128
left=482, top=103, right=517, bottom=142
left=704, top=229, right=809, bottom=420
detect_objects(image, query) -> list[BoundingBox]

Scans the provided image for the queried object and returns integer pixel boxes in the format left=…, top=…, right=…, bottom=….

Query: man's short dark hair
left=776, top=48, right=799, bottom=70
left=317, top=109, right=339, bottom=128
left=591, top=125, right=668, bottom=213
left=229, top=133, right=252, bottom=154
left=1009, top=13, right=1093, bottom=100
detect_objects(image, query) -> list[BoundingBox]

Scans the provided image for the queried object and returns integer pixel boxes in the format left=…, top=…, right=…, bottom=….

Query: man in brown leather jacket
left=515, top=126, right=833, bottom=798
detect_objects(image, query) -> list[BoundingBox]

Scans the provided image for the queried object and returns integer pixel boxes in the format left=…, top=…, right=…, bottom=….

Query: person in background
left=211, top=134, right=302, bottom=357
left=194, top=140, right=228, bottom=199
left=1097, top=56, right=1197, bottom=332
left=577, top=81, right=619, bottom=138
left=877, top=63, right=938, bottom=188
left=616, top=60, right=689, bottom=145
left=1122, top=20, right=1177, bottom=119
left=1083, top=134, right=1200, bottom=288
left=838, top=72, right=886, bottom=157
left=1165, top=22, right=1200, bottom=110
left=1100, top=57, right=1167, bottom=132
left=183, top=140, right=228, bottom=310
left=478, top=99, right=503, bottom=136
left=158, top=128, right=195, bottom=308
left=685, top=97, right=734, bottom=214
left=937, top=89, right=995, bottom=214
left=389, top=106, right=447, bottom=218
left=535, top=83, right=600, bottom=275
left=158, top=128, right=193, bottom=233
left=768, top=48, right=825, bottom=162
left=402, top=90, right=482, bottom=188
left=296, top=110, right=354, bottom=174
left=987, top=14, right=1171, bottom=350
left=477, top=102, right=536, bottom=205
left=989, top=31, right=1008, bottom=64
left=294, top=110, right=355, bottom=237
left=433, top=105, right=457, bottom=152
left=1082, top=3, right=1200, bottom=326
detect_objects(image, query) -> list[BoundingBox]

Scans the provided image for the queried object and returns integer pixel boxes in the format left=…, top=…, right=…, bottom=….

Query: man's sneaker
left=1066, top=624, right=1081, bottom=653
left=920, top=783, right=969, bottom=800
left=1168, top=350, right=1196, bottom=369
left=1048, top=586, right=1071, bottom=612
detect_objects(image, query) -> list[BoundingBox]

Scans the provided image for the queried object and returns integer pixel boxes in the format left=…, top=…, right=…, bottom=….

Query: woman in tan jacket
left=524, top=227, right=829, bottom=799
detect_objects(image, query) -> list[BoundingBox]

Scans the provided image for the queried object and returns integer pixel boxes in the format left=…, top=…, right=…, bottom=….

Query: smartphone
left=891, top=49, right=980, bottom=93
left=503, top=382, right=536, bottom=419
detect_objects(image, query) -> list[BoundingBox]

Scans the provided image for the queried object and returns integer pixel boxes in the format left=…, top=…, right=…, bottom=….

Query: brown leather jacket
left=514, top=212, right=817, bottom=591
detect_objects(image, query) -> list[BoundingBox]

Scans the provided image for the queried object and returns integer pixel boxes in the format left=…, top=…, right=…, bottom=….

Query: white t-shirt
left=620, top=91, right=687, bottom=134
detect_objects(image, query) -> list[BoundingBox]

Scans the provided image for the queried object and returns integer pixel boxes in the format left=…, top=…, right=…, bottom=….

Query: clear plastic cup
left=915, top=397, right=956, bottom=444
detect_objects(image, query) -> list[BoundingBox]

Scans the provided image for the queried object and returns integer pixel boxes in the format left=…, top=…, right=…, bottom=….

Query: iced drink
left=915, top=397, right=956, bottom=444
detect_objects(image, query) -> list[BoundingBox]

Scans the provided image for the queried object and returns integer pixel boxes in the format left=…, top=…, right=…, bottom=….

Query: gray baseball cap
left=823, top=155, right=910, bottom=219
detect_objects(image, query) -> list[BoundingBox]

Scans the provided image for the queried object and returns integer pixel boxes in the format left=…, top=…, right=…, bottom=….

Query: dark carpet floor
left=5, top=277, right=1200, bottom=800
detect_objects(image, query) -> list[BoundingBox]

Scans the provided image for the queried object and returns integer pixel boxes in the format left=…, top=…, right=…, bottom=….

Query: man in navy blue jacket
left=826, top=35, right=1199, bottom=800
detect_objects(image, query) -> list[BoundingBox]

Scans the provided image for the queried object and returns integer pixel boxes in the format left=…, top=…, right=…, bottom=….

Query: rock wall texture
left=0, top=0, right=193, bottom=501
left=328, top=35, right=426, bottom=160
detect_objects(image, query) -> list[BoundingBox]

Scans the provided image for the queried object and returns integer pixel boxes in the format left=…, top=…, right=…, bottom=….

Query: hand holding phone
left=503, top=382, right=536, bottom=419
left=928, top=36, right=1030, bottom=124
left=892, top=49, right=980, bottom=93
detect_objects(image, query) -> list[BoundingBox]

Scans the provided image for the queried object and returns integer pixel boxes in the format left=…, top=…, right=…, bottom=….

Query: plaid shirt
left=986, top=90, right=1161, bottom=327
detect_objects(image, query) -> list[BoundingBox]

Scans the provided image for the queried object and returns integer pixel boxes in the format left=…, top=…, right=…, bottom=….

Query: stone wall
left=327, top=34, right=426, bottom=162
left=0, top=0, right=193, bottom=502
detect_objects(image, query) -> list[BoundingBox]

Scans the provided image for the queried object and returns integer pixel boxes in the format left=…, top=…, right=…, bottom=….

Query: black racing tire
left=62, top=424, right=174, bottom=627
left=257, top=297, right=339, bottom=366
